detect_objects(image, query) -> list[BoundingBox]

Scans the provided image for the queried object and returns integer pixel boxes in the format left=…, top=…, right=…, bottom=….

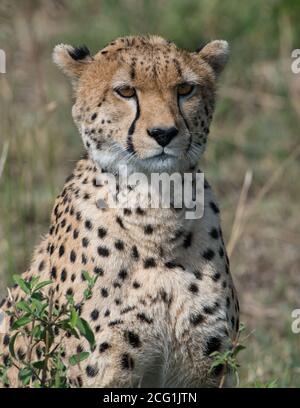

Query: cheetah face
left=53, top=35, right=229, bottom=174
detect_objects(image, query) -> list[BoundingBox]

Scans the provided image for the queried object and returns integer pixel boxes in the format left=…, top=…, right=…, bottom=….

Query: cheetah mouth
left=149, top=151, right=173, bottom=160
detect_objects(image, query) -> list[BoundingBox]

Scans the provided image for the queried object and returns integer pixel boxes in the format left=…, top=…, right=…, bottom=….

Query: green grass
left=1, top=0, right=300, bottom=387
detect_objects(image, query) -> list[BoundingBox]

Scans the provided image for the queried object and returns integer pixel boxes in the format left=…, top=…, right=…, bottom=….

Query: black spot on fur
left=91, top=309, right=99, bottom=321
left=205, top=336, right=222, bottom=356
left=97, top=246, right=110, bottom=257
left=170, top=228, right=184, bottom=241
left=210, top=201, right=220, bottom=214
left=137, top=312, right=153, bottom=324
left=124, top=330, right=141, bottom=348
left=98, top=227, right=107, bottom=238
left=108, top=319, right=123, bottom=327
left=85, top=220, right=92, bottom=230
left=131, top=245, right=139, bottom=260
left=144, top=258, right=156, bottom=268
left=81, top=253, right=88, bottom=265
left=212, top=272, right=221, bottom=282
left=225, top=263, right=230, bottom=274
left=210, top=228, right=219, bottom=239
left=189, top=283, right=199, bottom=294
left=59, top=245, right=65, bottom=257
left=50, top=266, right=57, bottom=279
left=70, top=250, right=76, bottom=263
left=226, top=296, right=231, bottom=308
left=136, top=207, right=145, bottom=215
left=17, top=348, right=25, bottom=361
left=66, top=288, right=73, bottom=296
left=203, top=302, right=219, bottom=315
left=121, top=306, right=136, bottom=314
left=165, top=261, right=176, bottom=269
left=99, top=342, right=110, bottom=353
left=86, top=364, right=99, bottom=378
left=118, top=269, right=128, bottom=280
left=94, top=266, right=104, bottom=276
left=194, top=270, right=203, bottom=280
left=190, top=313, right=204, bottom=326
left=115, top=240, right=124, bottom=251
left=61, top=268, right=67, bottom=282
left=183, top=232, right=193, bottom=248
left=203, top=248, right=215, bottom=261
left=101, top=288, right=109, bottom=297
left=133, top=281, right=141, bottom=289
left=3, top=335, right=10, bottom=346
left=144, top=224, right=153, bottom=235
left=116, top=216, right=125, bottom=229
left=120, top=353, right=134, bottom=370
left=82, top=237, right=89, bottom=247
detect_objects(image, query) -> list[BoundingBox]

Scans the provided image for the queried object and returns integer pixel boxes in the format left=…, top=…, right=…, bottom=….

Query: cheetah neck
left=69, top=158, right=200, bottom=257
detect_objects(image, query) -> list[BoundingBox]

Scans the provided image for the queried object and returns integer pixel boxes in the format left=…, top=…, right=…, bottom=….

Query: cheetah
left=0, top=35, right=239, bottom=388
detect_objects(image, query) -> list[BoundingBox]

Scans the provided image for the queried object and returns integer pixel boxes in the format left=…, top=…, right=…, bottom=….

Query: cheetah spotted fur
left=0, top=35, right=239, bottom=388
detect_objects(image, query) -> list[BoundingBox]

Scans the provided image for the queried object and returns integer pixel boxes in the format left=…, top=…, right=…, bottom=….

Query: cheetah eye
left=177, top=83, right=194, bottom=97
left=115, top=86, right=136, bottom=98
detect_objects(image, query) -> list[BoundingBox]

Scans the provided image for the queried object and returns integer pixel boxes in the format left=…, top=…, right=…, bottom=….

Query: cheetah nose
left=147, top=126, right=178, bottom=147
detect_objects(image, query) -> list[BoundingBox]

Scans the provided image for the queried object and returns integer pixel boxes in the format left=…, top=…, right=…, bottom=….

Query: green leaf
left=32, top=325, right=43, bottom=340
left=232, top=344, right=246, bottom=357
left=9, top=332, right=19, bottom=359
left=31, top=292, right=44, bottom=301
left=29, top=277, right=40, bottom=290
left=19, top=367, right=33, bottom=386
left=33, top=280, right=53, bottom=292
left=70, top=308, right=78, bottom=329
left=13, top=275, right=31, bottom=295
left=66, top=295, right=74, bottom=305
left=255, top=379, right=278, bottom=388
left=76, top=318, right=95, bottom=349
left=82, top=271, right=91, bottom=283
left=56, top=320, right=80, bottom=340
left=31, top=298, right=48, bottom=315
left=69, top=352, right=89, bottom=366
left=11, top=315, right=32, bottom=330
left=32, top=360, right=45, bottom=370
left=83, top=288, right=91, bottom=300
left=16, top=300, right=31, bottom=314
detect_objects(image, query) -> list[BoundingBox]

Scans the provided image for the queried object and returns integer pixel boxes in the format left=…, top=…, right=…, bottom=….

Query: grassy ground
left=0, top=0, right=300, bottom=387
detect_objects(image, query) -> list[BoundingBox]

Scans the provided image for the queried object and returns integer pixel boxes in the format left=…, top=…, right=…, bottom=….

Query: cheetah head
left=53, top=35, right=229, bottom=174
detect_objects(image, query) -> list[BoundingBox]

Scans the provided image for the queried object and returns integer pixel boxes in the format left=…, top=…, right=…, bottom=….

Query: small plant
left=0, top=272, right=98, bottom=388
left=253, top=379, right=278, bottom=388
left=209, top=323, right=247, bottom=387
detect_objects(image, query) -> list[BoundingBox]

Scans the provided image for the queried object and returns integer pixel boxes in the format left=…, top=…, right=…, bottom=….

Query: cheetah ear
left=197, top=40, right=229, bottom=76
left=53, top=44, right=93, bottom=80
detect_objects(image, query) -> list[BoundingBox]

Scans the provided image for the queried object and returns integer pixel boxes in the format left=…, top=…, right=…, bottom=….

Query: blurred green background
left=0, top=0, right=299, bottom=387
